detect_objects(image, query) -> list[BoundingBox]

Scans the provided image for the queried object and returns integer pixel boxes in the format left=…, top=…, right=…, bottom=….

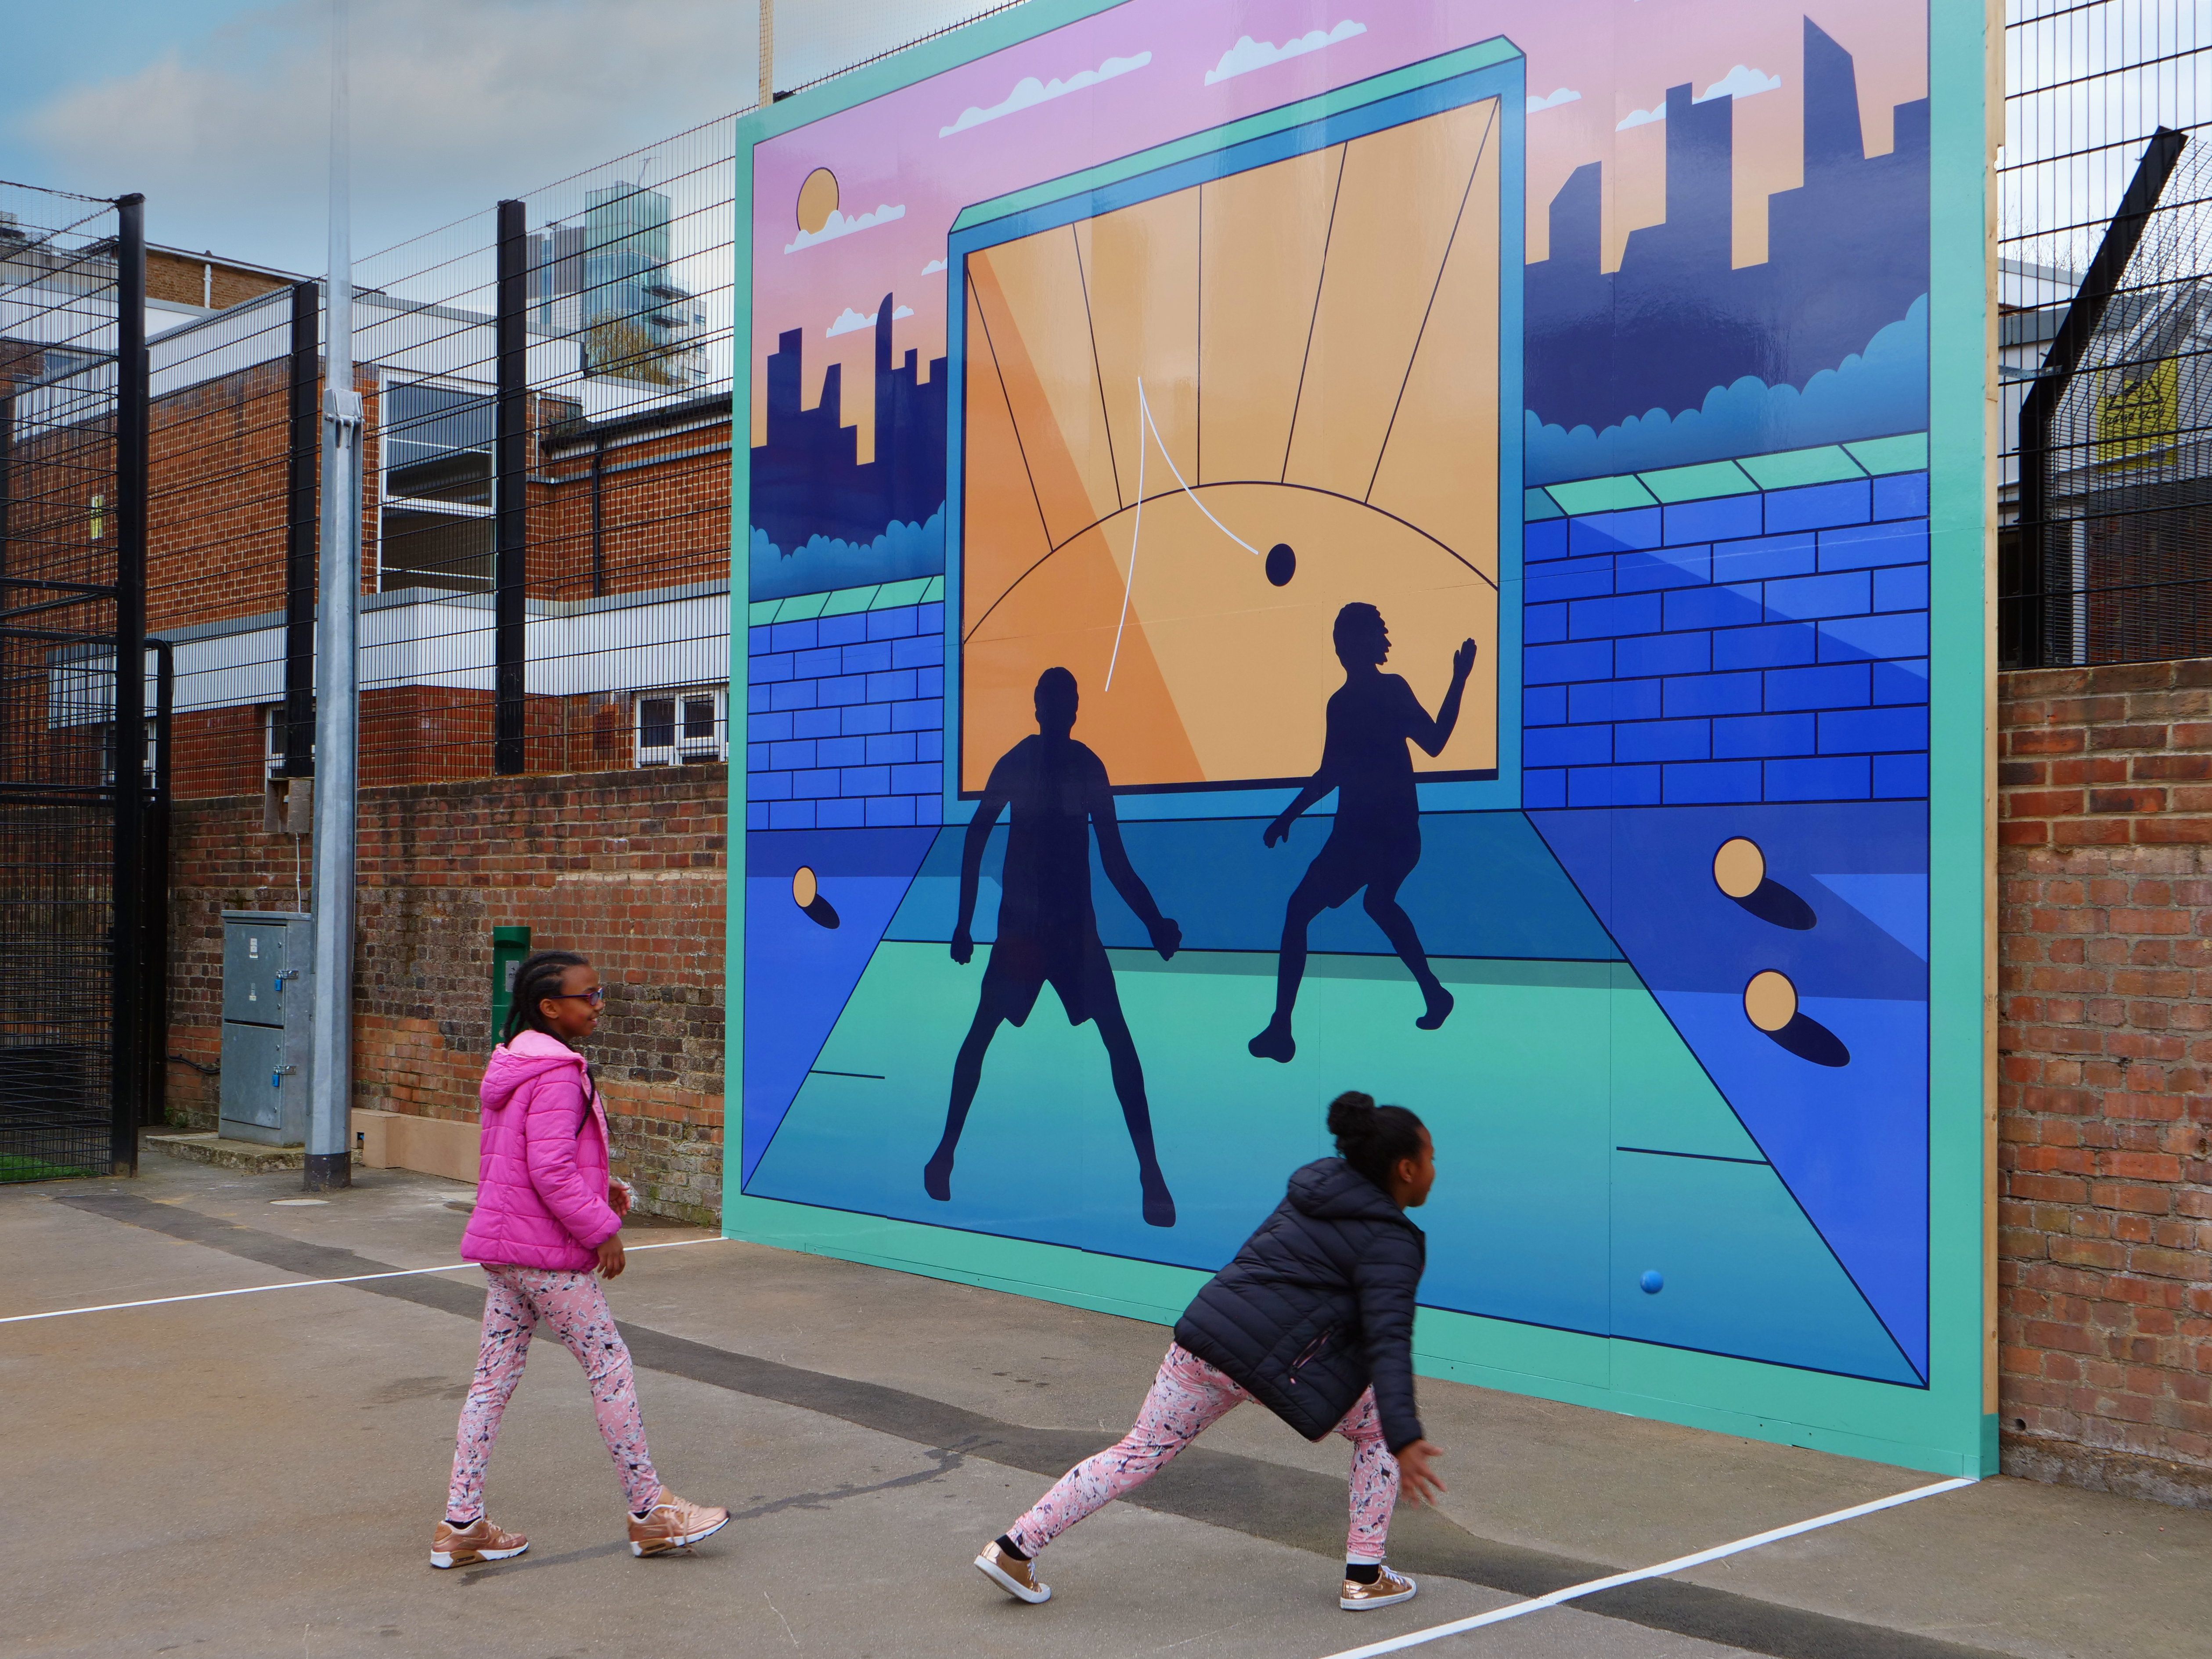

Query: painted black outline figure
left=926, top=667, right=1183, bottom=1226
left=1250, top=605, right=1476, bottom=1063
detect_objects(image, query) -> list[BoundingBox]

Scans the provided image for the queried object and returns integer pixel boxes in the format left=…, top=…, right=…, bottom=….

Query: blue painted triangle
left=1811, top=873, right=1929, bottom=960
left=1529, top=802, right=1931, bottom=1379
left=742, top=827, right=937, bottom=1185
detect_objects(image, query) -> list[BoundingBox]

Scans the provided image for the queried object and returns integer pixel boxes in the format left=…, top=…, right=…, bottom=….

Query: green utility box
left=490, top=926, right=532, bottom=1045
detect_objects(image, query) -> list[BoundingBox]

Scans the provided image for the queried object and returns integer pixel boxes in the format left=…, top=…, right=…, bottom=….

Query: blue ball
left=1639, top=1270, right=1664, bottom=1295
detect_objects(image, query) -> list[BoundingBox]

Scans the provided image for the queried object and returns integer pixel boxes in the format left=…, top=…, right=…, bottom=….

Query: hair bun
left=1326, top=1090, right=1377, bottom=1137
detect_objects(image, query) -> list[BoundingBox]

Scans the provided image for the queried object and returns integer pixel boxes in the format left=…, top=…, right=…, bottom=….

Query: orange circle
left=792, top=866, right=818, bottom=908
left=796, top=168, right=839, bottom=235
left=1713, top=837, right=1765, bottom=899
left=1743, top=970, right=1798, bottom=1033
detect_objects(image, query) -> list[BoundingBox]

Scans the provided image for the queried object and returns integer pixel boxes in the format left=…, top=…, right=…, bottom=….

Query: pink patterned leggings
left=447, top=1265, right=660, bottom=1518
left=1009, top=1343, right=1399, bottom=1562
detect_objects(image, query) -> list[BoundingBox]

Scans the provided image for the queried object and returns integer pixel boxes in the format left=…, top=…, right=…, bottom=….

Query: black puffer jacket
left=1173, top=1158, right=1426, bottom=1451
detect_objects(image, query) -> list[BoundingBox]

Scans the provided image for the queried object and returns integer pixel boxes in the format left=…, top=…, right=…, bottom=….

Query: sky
left=0, top=0, right=1016, bottom=277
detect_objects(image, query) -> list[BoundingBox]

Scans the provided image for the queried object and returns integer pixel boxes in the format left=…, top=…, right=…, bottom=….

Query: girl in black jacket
left=974, top=1092, right=1445, bottom=1612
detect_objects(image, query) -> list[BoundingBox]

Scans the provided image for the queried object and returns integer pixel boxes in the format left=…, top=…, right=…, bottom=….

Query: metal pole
left=111, top=194, right=148, bottom=1177
left=284, top=280, right=319, bottom=778
left=306, top=0, right=361, bottom=1191
left=142, top=638, right=173, bottom=1126
left=494, top=198, right=526, bottom=775
left=759, top=0, right=773, bottom=107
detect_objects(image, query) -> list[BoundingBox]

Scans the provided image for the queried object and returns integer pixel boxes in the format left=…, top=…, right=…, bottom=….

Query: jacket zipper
left=1289, top=1327, right=1336, bottom=1375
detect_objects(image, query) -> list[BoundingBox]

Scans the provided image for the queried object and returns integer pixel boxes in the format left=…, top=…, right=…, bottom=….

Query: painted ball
left=1265, top=542, right=1296, bottom=586
left=1639, top=1270, right=1664, bottom=1295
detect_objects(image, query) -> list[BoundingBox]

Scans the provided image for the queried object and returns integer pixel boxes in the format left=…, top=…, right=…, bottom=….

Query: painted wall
left=729, top=0, right=1991, bottom=1475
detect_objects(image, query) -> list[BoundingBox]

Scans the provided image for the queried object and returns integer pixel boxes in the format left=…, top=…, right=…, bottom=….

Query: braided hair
left=1326, top=1090, right=1427, bottom=1193
left=503, top=950, right=592, bottom=1046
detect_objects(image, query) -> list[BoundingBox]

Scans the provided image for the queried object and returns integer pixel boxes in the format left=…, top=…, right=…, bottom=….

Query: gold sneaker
left=430, top=1515, right=528, bottom=1569
left=974, top=1539, right=1051, bottom=1604
left=1340, top=1565, right=1418, bottom=1611
left=627, top=1487, right=731, bottom=1557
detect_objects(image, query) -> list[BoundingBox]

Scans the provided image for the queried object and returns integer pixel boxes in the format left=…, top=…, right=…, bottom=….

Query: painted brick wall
left=165, top=766, right=728, bottom=1223
left=744, top=580, right=947, bottom=830
left=1998, top=659, right=2212, bottom=1507
left=1524, top=469, right=1931, bottom=806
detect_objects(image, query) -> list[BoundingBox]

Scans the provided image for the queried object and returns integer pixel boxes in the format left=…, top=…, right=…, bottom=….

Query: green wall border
left=726, top=0, right=1996, bottom=1478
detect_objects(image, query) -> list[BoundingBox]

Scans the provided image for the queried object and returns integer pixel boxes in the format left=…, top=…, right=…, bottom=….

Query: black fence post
left=2013, top=126, right=2188, bottom=669
left=494, top=199, right=527, bottom=775
left=284, top=281, right=319, bottom=777
left=111, top=194, right=148, bottom=1176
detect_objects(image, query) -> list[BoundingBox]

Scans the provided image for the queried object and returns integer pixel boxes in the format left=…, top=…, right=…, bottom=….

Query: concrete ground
left=2, top=1154, right=2205, bottom=1659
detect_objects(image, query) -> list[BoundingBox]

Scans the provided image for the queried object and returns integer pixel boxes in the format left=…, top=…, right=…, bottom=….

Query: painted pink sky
left=750, top=0, right=1928, bottom=455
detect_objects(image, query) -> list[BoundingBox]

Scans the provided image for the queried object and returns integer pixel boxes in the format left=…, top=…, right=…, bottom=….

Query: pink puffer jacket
left=460, top=1029, right=620, bottom=1272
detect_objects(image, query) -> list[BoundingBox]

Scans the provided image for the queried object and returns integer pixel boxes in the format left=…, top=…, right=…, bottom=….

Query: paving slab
left=3, top=1156, right=2205, bottom=1659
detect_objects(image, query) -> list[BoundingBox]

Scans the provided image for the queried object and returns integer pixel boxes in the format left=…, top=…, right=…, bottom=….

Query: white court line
left=1104, top=377, right=1265, bottom=692
left=0, top=1236, right=728, bottom=1326
left=1318, top=1475, right=1977, bottom=1659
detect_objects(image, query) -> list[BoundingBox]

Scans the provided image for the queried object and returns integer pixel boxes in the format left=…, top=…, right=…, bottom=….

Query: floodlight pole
left=306, top=0, right=361, bottom=1191
left=759, top=0, right=773, bottom=107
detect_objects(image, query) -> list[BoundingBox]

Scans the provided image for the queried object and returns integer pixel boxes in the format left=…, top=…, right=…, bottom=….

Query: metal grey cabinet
left=219, top=911, right=314, bottom=1146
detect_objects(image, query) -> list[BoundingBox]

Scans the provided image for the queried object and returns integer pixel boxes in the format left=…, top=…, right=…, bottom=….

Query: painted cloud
left=825, top=303, right=916, bottom=338
left=1204, top=19, right=1365, bottom=85
left=1616, top=64, right=1782, bottom=130
left=785, top=203, right=906, bottom=254
left=1527, top=86, right=1582, bottom=113
left=1697, top=64, right=1782, bottom=101
left=921, top=258, right=948, bottom=275
left=940, top=52, right=1151, bottom=137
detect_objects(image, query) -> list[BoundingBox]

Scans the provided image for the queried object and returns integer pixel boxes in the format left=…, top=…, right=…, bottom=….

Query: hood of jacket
left=1286, top=1156, right=1410, bottom=1226
left=481, top=1029, right=585, bottom=1114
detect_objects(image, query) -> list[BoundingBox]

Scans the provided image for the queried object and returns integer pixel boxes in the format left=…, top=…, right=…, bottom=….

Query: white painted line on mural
left=0, top=1236, right=728, bottom=1326
left=1315, top=1476, right=1978, bottom=1659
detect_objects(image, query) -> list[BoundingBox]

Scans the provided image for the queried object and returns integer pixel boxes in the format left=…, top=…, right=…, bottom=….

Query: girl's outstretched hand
left=1395, top=1438, right=1447, bottom=1506
left=595, top=1234, right=626, bottom=1279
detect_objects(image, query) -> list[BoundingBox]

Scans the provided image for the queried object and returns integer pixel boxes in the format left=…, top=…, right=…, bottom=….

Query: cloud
left=9, top=0, right=762, bottom=276
left=1527, top=87, right=1582, bottom=114
left=921, top=258, right=948, bottom=275
left=1203, top=20, right=1365, bottom=85
left=940, top=52, right=1150, bottom=137
left=785, top=203, right=905, bottom=254
left=824, top=302, right=917, bottom=337
left=1615, top=65, right=1782, bottom=130
left=1697, top=64, right=1782, bottom=102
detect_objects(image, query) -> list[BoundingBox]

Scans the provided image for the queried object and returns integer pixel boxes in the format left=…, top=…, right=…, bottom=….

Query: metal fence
left=0, top=181, right=152, bottom=1180
left=2002, top=0, right=2212, bottom=667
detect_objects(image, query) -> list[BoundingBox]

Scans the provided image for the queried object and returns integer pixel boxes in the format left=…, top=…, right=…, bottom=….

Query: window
left=379, top=380, right=494, bottom=592
left=98, top=719, right=157, bottom=787
left=635, top=687, right=726, bottom=767
left=264, top=703, right=314, bottom=777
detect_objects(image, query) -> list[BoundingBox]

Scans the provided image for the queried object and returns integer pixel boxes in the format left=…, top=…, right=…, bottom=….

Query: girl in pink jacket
left=433, top=950, right=728, bottom=1569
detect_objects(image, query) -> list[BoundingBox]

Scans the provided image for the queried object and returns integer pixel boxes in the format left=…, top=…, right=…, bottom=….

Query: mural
left=737, top=0, right=1977, bottom=1460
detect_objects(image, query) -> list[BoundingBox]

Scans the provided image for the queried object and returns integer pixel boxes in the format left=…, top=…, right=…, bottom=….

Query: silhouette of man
left=1249, top=604, right=1476, bottom=1063
left=925, top=666, right=1183, bottom=1226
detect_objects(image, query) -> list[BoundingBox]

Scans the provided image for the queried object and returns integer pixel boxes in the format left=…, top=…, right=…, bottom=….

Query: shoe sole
left=974, top=1552, right=1050, bottom=1604
left=1340, top=1581, right=1417, bottom=1611
left=631, top=1512, right=731, bottom=1557
left=430, top=1541, right=528, bottom=1569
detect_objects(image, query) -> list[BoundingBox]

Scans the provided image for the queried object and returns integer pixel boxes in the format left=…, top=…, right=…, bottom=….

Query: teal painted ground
left=745, top=942, right=1919, bottom=1385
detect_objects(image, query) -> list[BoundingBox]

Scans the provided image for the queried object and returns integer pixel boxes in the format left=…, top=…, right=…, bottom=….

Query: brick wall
left=166, top=764, right=727, bottom=1223
left=1998, top=658, right=2212, bottom=1507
